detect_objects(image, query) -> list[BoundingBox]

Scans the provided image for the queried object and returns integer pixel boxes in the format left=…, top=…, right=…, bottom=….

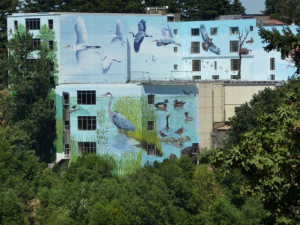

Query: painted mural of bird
left=166, top=114, right=172, bottom=130
left=129, top=19, right=152, bottom=53
left=173, top=99, right=186, bottom=107
left=182, top=89, right=192, bottom=95
left=101, top=92, right=134, bottom=144
left=155, top=99, right=169, bottom=109
left=95, top=51, right=121, bottom=74
left=64, top=17, right=101, bottom=65
left=153, top=26, right=181, bottom=47
left=246, top=37, right=254, bottom=44
left=110, top=19, right=125, bottom=45
left=184, top=112, right=193, bottom=122
left=200, top=24, right=221, bottom=55
left=175, top=126, right=184, bottom=135
left=159, top=131, right=167, bottom=138
left=152, top=54, right=157, bottom=63
left=239, top=48, right=252, bottom=55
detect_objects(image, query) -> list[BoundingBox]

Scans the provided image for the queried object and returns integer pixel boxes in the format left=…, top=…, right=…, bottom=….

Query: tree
left=259, top=26, right=300, bottom=74
left=216, top=77, right=300, bottom=224
left=22, top=0, right=61, bottom=12
left=237, top=29, right=249, bottom=79
left=263, top=0, right=280, bottom=15
left=6, top=25, right=56, bottom=162
left=229, top=0, right=245, bottom=15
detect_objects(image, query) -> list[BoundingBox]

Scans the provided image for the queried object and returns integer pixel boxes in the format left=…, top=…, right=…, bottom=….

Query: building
left=7, top=13, right=296, bottom=171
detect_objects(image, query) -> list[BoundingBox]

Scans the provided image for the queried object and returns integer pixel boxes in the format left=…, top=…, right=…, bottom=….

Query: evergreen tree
left=230, top=0, right=245, bottom=15
left=263, top=0, right=280, bottom=15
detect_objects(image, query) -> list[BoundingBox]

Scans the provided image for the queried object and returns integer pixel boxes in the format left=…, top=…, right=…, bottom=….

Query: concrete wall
left=198, top=82, right=277, bottom=150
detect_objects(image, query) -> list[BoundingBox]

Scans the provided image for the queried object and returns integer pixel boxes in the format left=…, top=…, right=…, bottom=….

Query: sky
left=240, top=0, right=265, bottom=14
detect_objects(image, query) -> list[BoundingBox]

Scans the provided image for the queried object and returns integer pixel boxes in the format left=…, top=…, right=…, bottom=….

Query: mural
left=200, top=24, right=221, bottom=55
left=56, top=84, right=198, bottom=174
left=129, top=19, right=153, bottom=53
left=153, top=26, right=181, bottom=47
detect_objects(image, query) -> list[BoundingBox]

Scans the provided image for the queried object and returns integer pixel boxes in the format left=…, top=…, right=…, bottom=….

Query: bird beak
left=64, top=45, right=70, bottom=48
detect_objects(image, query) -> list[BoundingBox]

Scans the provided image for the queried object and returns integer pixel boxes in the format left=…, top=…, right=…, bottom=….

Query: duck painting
left=173, top=99, right=186, bottom=107
left=175, top=126, right=184, bottom=135
left=155, top=99, right=169, bottom=110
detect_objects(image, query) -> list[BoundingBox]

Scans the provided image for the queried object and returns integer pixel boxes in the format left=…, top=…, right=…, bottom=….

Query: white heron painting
left=153, top=26, right=181, bottom=47
left=110, top=19, right=125, bottom=45
left=95, top=51, right=121, bottom=74
left=64, top=17, right=101, bottom=68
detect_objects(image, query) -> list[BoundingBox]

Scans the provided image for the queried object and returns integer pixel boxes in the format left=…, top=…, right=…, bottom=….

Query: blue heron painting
left=200, top=24, right=221, bottom=55
left=153, top=26, right=181, bottom=47
left=129, top=19, right=152, bottom=53
left=101, top=92, right=135, bottom=144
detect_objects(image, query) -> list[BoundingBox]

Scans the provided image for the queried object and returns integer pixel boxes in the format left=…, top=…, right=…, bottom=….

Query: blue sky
left=240, top=0, right=265, bottom=14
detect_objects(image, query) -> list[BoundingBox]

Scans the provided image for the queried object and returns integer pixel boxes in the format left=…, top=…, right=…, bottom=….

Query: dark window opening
left=63, top=92, right=69, bottom=105
left=192, top=60, right=201, bottom=71
left=148, top=95, right=155, bottom=104
left=14, top=20, right=18, bottom=31
left=78, top=142, right=96, bottom=154
left=49, top=40, right=54, bottom=50
left=191, top=42, right=200, bottom=53
left=78, top=116, right=97, bottom=130
left=26, top=18, right=40, bottom=30
left=210, top=27, right=218, bottom=35
left=230, top=27, right=239, bottom=35
left=64, top=121, right=70, bottom=131
left=147, top=144, right=156, bottom=155
left=148, top=121, right=155, bottom=131
left=250, top=26, right=253, bottom=31
left=231, top=75, right=239, bottom=79
left=174, top=46, right=178, bottom=52
left=50, top=61, right=55, bottom=71
left=193, top=75, right=201, bottom=80
left=64, top=144, right=70, bottom=155
left=230, top=41, right=239, bottom=52
left=174, top=64, right=178, bottom=70
left=32, top=38, right=40, bottom=50
left=77, top=90, right=96, bottom=105
left=270, top=58, right=275, bottom=70
left=174, top=29, right=177, bottom=35
left=231, top=59, right=239, bottom=71
left=191, top=28, right=199, bottom=36
left=212, top=75, right=219, bottom=80
left=214, top=61, right=217, bottom=70
left=192, top=143, right=199, bottom=154
left=48, top=19, right=53, bottom=29
left=270, top=74, right=275, bottom=80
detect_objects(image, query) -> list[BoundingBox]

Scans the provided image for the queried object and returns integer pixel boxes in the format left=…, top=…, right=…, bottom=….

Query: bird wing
left=138, top=19, right=146, bottom=32
left=134, top=36, right=144, bottom=52
left=112, top=112, right=135, bottom=131
left=102, top=57, right=112, bottom=74
left=161, top=28, right=173, bottom=40
left=208, top=45, right=221, bottom=55
left=115, top=19, right=122, bottom=35
left=200, top=24, right=208, bottom=42
left=76, top=49, right=89, bottom=65
left=75, top=17, right=88, bottom=45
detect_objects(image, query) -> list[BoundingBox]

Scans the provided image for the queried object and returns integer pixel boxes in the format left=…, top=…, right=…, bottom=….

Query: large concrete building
left=7, top=12, right=296, bottom=171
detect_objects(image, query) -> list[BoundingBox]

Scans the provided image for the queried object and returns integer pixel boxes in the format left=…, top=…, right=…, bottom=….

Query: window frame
left=231, top=59, right=240, bottom=71
left=231, top=75, right=239, bottom=79
left=191, top=41, right=200, bottom=54
left=210, top=27, right=218, bottom=35
left=32, top=38, right=41, bottom=50
left=147, top=95, right=155, bottom=104
left=78, top=116, right=97, bottom=131
left=48, top=19, right=53, bottom=30
left=77, top=90, right=96, bottom=105
left=191, top=28, right=199, bottom=36
left=174, top=46, right=178, bottom=53
left=270, top=74, right=275, bottom=80
left=212, top=75, right=219, bottom=80
left=147, top=144, right=156, bottom=155
left=26, top=18, right=40, bottom=30
left=147, top=121, right=155, bottom=131
left=192, top=60, right=201, bottom=71
left=230, top=27, right=239, bottom=35
left=78, top=142, right=96, bottom=154
left=270, top=58, right=275, bottom=70
left=14, top=20, right=18, bottom=31
left=49, top=40, right=54, bottom=50
left=230, top=41, right=239, bottom=52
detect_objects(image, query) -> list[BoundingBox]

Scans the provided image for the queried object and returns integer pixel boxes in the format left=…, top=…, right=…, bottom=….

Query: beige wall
left=198, top=82, right=276, bottom=150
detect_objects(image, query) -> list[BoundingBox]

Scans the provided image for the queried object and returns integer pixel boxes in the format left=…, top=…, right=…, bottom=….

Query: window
left=191, top=42, right=200, bottom=53
left=48, top=19, right=53, bottom=29
left=64, top=144, right=70, bottom=155
left=148, top=95, right=154, bottom=104
left=167, top=16, right=174, bottom=22
left=147, top=144, right=156, bottom=155
left=270, top=58, right=275, bottom=70
left=270, top=74, right=275, bottom=80
left=210, top=27, right=218, bottom=35
left=250, top=26, right=253, bottom=31
left=174, top=64, right=178, bottom=70
left=192, top=143, right=199, bottom=154
left=212, top=75, right=219, bottom=80
left=78, top=116, right=96, bottom=130
left=193, top=75, right=201, bottom=80
left=14, top=20, right=18, bottom=31
left=174, top=46, right=178, bottom=52
left=231, top=59, right=240, bottom=71
left=32, top=38, right=40, bottom=49
left=174, top=29, right=178, bottom=35
left=77, top=90, right=96, bottom=105
left=191, top=28, right=199, bottom=36
left=63, top=92, right=69, bottom=105
left=214, top=61, right=217, bottom=70
left=26, top=18, right=40, bottom=30
left=192, top=60, right=201, bottom=71
left=148, top=121, right=155, bottom=131
left=49, top=40, right=54, bottom=50
left=64, top=121, right=70, bottom=131
left=78, top=142, right=96, bottom=154
left=231, top=75, right=239, bottom=79
left=230, top=41, right=239, bottom=52
left=230, top=27, right=239, bottom=35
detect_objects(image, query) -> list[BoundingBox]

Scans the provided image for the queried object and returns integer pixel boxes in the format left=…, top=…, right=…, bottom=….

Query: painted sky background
left=240, top=0, right=265, bottom=14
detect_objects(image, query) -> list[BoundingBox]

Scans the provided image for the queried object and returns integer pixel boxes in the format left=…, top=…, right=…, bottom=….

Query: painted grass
left=113, top=95, right=162, bottom=156
left=113, top=149, right=143, bottom=176
left=55, top=118, right=63, bottom=153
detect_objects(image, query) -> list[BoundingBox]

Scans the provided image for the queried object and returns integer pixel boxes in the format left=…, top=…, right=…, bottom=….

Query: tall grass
left=113, top=95, right=162, bottom=156
left=55, top=118, right=63, bottom=153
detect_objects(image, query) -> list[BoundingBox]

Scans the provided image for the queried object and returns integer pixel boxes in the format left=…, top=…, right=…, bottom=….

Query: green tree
left=259, top=26, right=300, bottom=74
left=22, top=0, right=62, bottom=12
left=263, top=0, right=280, bottom=15
left=229, top=0, right=245, bottom=15
left=274, top=0, right=300, bottom=25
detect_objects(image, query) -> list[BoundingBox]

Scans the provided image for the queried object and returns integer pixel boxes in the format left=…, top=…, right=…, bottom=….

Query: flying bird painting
left=101, top=92, right=134, bottom=144
left=200, top=24, right=221, bottom=55
left=64, top=17, right=101, bottom=66
left=95, top=51, right=121, bottom=74
left=153, top=26, right=181, bottom=47
left=246, top=37, right=254, bottom=44
left=129, top=19, right=152, bottom=53
left=110, top=19, right=125, bottom=45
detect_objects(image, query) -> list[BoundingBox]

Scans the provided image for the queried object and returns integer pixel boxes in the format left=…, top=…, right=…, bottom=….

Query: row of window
left=14, top=19, right=53, bottom=31
left=190, top=26, right=253, bottom=36
left=68, top=142, right=199, bottom=156
left=32, top=39, right=54, bottom=50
